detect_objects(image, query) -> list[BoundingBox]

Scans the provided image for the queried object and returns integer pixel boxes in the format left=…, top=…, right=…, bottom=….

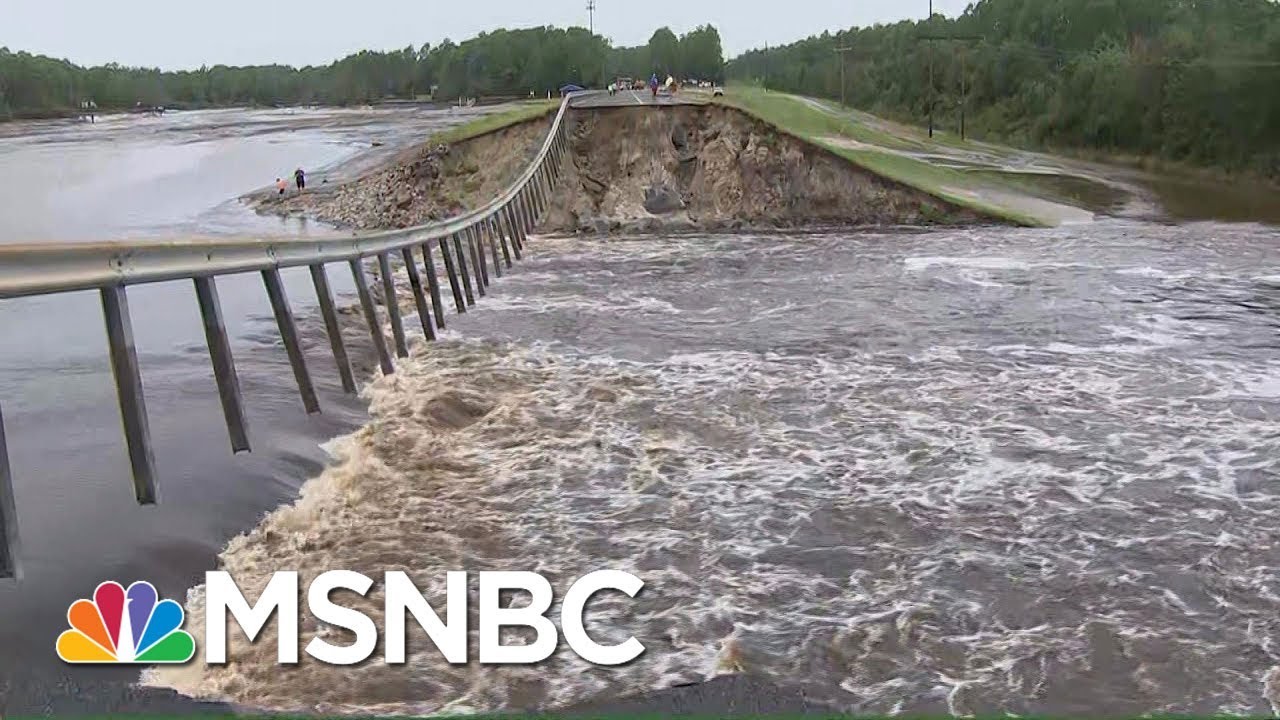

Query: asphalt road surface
left=570, top=88, right=707, bottom=108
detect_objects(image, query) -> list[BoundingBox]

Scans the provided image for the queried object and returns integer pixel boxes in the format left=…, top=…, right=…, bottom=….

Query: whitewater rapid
left=152, top=222, right=1280, bottom=716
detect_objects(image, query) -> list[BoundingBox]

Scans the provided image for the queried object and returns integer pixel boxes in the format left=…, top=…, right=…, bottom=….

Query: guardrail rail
left=0, top=92, right=581, bottom=581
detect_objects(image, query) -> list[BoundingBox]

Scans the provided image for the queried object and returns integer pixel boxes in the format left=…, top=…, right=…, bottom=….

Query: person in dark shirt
left=294, top=168, right=306, bottom=192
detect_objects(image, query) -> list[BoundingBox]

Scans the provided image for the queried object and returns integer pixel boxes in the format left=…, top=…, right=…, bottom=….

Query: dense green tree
left=726, top=0, right=1280, bottom=176
left=0, top=23, right=727, bottom=120
left=680, top=25, right=726, bottom=82
left=646, top=28, right=681, bottom=76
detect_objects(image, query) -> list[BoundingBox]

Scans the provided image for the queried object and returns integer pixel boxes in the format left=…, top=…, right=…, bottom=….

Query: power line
left=586, top=0, right=596, bottom=35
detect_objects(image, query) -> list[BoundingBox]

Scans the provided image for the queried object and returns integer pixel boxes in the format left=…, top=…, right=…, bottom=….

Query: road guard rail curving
left=0, top=91, right=584, bottom=580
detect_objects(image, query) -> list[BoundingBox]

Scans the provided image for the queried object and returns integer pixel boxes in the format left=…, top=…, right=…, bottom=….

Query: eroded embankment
left=541, top=105, right=992, bottom=234
left=262, top=113, right=552, bottom=230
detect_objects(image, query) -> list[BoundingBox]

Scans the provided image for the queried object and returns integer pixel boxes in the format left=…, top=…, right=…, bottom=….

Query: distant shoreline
left=0, top=94, right=545, bottom=124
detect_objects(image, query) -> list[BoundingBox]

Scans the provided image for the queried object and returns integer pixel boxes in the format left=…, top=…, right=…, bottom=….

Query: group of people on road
left=603, top=73, right=675, bottom=99
left=276, top=167, right=306, bottom=196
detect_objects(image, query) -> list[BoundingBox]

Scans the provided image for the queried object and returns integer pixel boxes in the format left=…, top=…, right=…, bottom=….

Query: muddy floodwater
left=3, top=105, right=1280, bottom=717
left=144, top=222, right=1280, bottom=717
left=0, top=104, right=492, bottom=712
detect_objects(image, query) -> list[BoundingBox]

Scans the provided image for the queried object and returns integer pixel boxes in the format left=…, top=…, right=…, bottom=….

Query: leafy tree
left=725, top=0, right=1280, bottom=177
left=0, top=24, right=728, bottom=120
left=647, top=28, right=680, bottom=76
left=679, top=25, right=726, bottom=81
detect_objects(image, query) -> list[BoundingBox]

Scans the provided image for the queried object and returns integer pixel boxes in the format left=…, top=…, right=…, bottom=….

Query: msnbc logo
left=56, top=581, right=196, bottom=664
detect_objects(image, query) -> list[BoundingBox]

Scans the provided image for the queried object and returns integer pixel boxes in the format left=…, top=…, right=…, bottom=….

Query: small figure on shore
left=294, top=167, right=306, bottom=192
left=276, top=177, right=287, bottom=195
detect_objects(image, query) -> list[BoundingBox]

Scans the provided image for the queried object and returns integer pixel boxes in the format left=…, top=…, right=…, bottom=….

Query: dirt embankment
left=540, top=105, right=991, bottom=234
left=255, top=103, right=993, bottom=234
left=258, top=115, right=551, bottom=230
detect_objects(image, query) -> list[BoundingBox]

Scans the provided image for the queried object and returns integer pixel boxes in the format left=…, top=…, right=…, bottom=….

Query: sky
left=2, top=0, right=972, bottom=70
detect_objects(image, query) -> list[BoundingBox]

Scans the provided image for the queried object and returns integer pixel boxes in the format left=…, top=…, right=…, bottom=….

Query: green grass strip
left=432, top=99, right=560, bottom=146
left=718, top=87, right=1046, bottom=227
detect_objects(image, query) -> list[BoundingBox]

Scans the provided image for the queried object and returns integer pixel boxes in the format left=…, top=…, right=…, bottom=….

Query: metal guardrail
left=0, top=92, right=581, bottom=580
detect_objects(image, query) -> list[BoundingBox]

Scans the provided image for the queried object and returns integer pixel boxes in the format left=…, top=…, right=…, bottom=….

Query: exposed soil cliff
left=540, top=105, right=991, bottom=234
left=257, top=104, right=995, bottom=234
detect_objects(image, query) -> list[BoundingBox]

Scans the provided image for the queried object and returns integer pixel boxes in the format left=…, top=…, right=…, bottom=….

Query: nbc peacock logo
left=56, top=581, right=196, bottom=664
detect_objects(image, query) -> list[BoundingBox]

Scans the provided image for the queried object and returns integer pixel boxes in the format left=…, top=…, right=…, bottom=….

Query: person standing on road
left=649, top=73, right=659, bottom=99
left=294, top=167, right=306, bottom=192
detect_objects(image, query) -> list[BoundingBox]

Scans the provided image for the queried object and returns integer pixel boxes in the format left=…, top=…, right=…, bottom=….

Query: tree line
left=726, top=0, right=1280, bottom=177
left=0, top=25, right=724, bottom=119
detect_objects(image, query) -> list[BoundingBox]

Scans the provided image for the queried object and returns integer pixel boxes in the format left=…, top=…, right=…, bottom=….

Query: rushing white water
left=148, top=221, right=1280, bottom=716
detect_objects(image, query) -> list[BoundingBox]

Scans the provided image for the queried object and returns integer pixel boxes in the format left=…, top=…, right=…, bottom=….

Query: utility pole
left=586, top=0, right=596, bottom=34
left=763, top=43, right=769, bottom=90
left=917, top=0, right=983, bottom=143
left=959, top=45, right=967, bottom=140
left=834, top=46, right=854, bottom=107
left=927, top=0, right=934, bottom=137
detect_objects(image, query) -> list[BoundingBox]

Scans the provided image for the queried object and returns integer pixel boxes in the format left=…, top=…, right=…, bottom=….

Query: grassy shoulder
left=716, top=87, right=1046, bottom=226
left=432, top=99, right=560, bottom=145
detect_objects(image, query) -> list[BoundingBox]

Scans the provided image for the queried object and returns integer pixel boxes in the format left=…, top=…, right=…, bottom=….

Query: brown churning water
left=153, top=221, right=1280, bottom=716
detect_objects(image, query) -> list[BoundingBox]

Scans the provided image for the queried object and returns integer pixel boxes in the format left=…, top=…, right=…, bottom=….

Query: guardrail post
left=438, top=238, right=466, bottom=314
left=377, top=253, right=409, bottom=358
left=519, top=191, right=535, bottom=236
left=504, top=205, right=524, bottom=259
left=486, top=217, right=504, bottom=278
left=401, top=247, right=436, bottom=342
left=552, top=134, right=565, bottom=177
left=261, top=269, right=320, bottom=414
left=499, top=204, right=519, bottom=257
left=497, top=209, right=516, bottom=265
left=194, top=276, right=251, bottom=452
left=350, top=258, right=395, bottom=375
left=420, top=243, right=447, bottom=330
left=462, top=227, right=480, bottom=296
left=452, top=232, right=476, bottom=307
left=100, top=286, right=158, bottom=504
left=514, top=190, right=528, bottom=233
left=526, top=188, right=538, bottom=230
left=479, top=224, right=493, bottom=287
left=309, top=264, right=358, bottom=394
left=468, top=226, right=488, bottom=294
left=535, top=178, right=546, bottom=218
left=0, top=402, right=21, bottom=581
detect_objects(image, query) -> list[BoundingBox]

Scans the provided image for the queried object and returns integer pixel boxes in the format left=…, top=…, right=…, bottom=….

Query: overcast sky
left=3, top=0, right=972, bottom=70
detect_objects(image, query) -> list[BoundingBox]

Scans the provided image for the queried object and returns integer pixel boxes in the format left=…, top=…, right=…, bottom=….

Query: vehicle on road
left=713, top=86, right=724, bottom=97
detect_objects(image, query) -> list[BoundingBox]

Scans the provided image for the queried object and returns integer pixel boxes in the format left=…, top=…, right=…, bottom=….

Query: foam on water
left=150, top=222, right=1280, bottom=716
